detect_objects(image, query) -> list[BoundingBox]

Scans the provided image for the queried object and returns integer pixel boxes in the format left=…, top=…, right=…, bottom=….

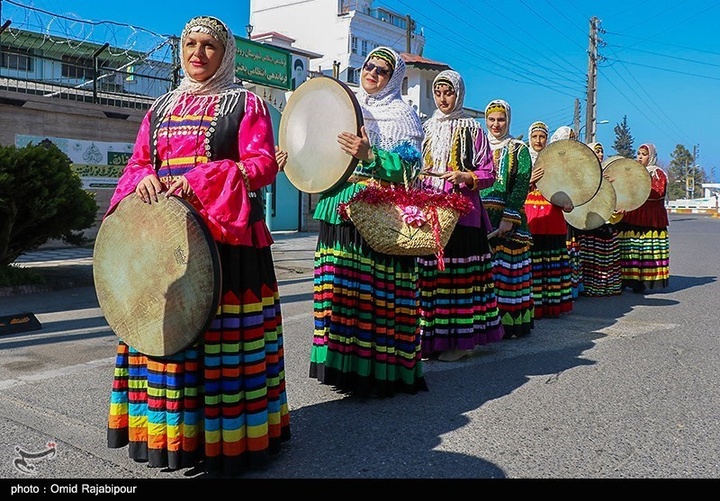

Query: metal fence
left=0, top=0, right=177, bottom=110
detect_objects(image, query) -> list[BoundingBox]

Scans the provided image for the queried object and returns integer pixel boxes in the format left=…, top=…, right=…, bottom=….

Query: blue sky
left=8, top=0, right=719, bottom=180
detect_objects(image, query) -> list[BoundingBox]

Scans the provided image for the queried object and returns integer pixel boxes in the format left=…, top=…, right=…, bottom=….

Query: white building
left=249, top=0, right=459, bottom=121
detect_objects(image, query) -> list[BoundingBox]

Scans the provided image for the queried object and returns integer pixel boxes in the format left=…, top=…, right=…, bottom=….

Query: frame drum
left=279, top=76, right=363, bottom=193
left=604, top=157, right=652, bottom=212
left=93, top=195, right=221, bottom=357
left=563, top=176, right=617, bottom=230
left=602, top=155, right=623, bottom=169
left=535, top=139, right=603, bottom=208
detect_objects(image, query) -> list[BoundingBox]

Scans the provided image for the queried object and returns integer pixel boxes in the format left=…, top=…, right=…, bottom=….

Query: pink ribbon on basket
left=428, top=208, right=446, bottom=271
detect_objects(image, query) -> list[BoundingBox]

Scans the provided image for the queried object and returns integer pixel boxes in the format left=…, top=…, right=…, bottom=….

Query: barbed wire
left=2, top=0, right=174, bottom=62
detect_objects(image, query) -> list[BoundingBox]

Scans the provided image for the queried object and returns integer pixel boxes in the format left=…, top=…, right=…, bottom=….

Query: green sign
left=234, top=36, right=291, bottom=90
left=107, top=151, right=132, bottom=166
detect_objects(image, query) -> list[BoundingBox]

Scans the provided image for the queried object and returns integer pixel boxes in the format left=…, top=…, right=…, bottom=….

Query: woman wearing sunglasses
left=308, top=46, right=428, bottom=397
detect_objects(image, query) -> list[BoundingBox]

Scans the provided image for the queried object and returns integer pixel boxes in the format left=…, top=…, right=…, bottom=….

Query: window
left=402, top=77, right=408, bottom=95
left=1, top=45, right=33, bottom=71
left=351, top=36, right=358, bottom=54
left=361, top=40, right=368, bottom=57
left=347, top=67, right=358, bottom=84
left=100, top=82, right=124, bottom=93
left=426, top=79, right=433, bottom=98
left=62, top=55, right=95, bottom=80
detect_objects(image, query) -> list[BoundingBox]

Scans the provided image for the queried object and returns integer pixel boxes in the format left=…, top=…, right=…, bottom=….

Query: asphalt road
left=1, top=214, right=719, bottom=487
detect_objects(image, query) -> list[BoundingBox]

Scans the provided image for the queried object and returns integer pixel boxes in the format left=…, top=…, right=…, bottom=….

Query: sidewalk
left=1, top=231, right=318, bottom=298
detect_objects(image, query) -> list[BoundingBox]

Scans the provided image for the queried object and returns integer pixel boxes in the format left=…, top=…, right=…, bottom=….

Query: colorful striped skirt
left=528, top=233, right=574, bottom=319
left=489, top=237, right=535, bottom=338
left=107, top=243, right=291, bottom=475
left=309, top=221, right=428, bottom=397
left=576, top=224, right=622, bottom=297
left=566, top=227, right=584, bottom=298
left=417, top=224, right=504, bottom=356
left=617, top=225, right=670, bottom=292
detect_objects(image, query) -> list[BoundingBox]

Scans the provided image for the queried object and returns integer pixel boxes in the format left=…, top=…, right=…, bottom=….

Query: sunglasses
left=363, top=62, right=391, bottom=77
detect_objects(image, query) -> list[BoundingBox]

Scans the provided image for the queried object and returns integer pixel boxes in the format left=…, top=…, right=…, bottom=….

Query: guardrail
left=666, top=197, right=720, bottom=217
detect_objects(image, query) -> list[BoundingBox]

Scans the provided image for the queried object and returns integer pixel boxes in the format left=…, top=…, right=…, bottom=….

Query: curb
left=0, top=283, right=54, bottom=298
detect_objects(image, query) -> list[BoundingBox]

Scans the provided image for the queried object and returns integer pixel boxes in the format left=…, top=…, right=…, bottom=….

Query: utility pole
left=689, top=144, right=699, bottom=199
left=585, top=17, right=600, bottom=143
left=573, top=98, right=581, bottom=138
left=406, top=15, right=414, bottom=54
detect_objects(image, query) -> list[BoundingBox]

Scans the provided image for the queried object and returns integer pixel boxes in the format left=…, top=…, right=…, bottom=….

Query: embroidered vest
left=148, top=92, right=264, bottom=224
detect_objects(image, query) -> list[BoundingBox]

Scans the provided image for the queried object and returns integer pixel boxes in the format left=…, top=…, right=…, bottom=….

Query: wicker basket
left=346, top=199, right=461, bottom=256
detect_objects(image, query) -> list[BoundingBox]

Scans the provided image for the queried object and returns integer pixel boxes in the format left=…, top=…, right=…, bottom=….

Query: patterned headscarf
left=356, top=46, right=423, bottom=153
left=429, top=69, right=465, bottom=119
left=638, top=143, right=661, bottom=178
left=484, top=99, right=513, bottom=151
left=152, top=16, right=244, bottom=118
left=422, top=70, right=486, bottom=189
left=527, top=121, right=549, bottom=163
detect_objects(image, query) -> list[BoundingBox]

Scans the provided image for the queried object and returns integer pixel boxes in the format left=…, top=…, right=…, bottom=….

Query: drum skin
left=564, top=176, right=617, bottom=230
left=93, top=195, right=221, bottom=357
left=602, top=155, right=623, bottom=169
left=535, top=139, right=603, bottom=208
left=603, top=157, right=652, bottom=212
left=279, top=76, right=363, bottom=193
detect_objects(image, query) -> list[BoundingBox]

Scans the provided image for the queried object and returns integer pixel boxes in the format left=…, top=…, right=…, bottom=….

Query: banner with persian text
left=234, top=36, right=292, bottom=90
left=15, top=134, right=133, bottom=190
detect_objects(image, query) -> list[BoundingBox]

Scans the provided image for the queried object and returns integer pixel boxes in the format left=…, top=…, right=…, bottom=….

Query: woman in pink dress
left=106, top=16, right=290, bottom=475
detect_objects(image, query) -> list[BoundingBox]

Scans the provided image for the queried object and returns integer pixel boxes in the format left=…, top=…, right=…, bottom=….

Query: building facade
left=249, top=0, right=456, bottom=121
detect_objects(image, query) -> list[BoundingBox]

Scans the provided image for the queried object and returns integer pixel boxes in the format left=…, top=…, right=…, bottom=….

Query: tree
left=612, top=115, right=635, bottom=158
left=666, top=144, right=707, bottom=200
left=0, top=142, right=99, bottom=266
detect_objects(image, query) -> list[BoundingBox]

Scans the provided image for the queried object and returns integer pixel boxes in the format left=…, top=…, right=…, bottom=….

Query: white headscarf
left=550, top=125, right=577, bottom=143
left=427, top=69, right=467, bottom=120
left=152, top=16, right=245, bottom=119
left=587, top=141, right=604, bottom=162
left=484, top=99, right=513, bottom=152
left=527, top=121, right=549, bottom=164
left=422, top=70, right=484, bottom=181
left=356, top=46, right=423, bottom=153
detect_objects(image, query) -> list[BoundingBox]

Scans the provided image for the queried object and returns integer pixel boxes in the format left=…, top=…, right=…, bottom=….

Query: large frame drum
left=535, top=139, right=603, bottom=208
left=564, top=176, right=617, bottom=230
left=279, top=76, right=363, bottom=193
left=94, top=195, right=221, bottom=357
left=603, top=157, right=652, bottom=212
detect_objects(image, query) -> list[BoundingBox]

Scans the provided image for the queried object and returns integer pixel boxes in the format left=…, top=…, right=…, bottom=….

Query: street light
left=576, top=120, right=609, bottom=143
left=246, top=24, right=254, bottom=39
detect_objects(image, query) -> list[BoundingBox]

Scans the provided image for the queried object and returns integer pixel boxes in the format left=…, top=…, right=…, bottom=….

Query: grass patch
left=0, top=265, right=45, bottom=288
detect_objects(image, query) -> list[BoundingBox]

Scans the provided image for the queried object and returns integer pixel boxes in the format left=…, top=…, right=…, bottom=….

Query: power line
left=385, top=0, right=584, bottom=96
left=606, top=45, right=720, bottom=69
left=604, top=58, right=720, bottom=81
